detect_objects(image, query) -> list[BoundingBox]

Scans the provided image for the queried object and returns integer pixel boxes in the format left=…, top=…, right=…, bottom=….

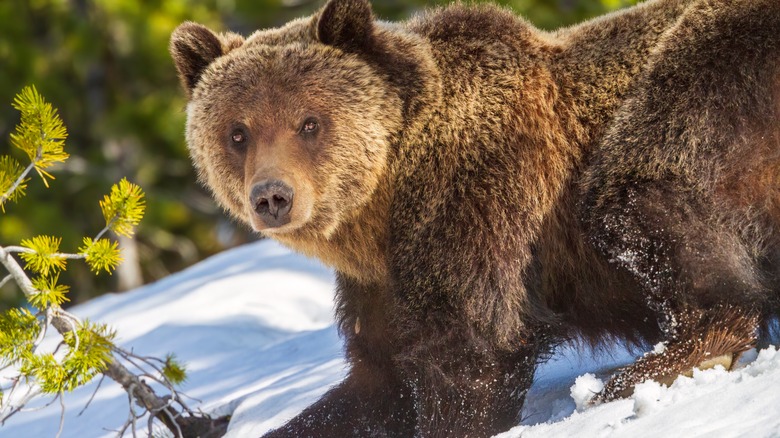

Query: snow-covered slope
left=3, top=240, right=779, bottom=437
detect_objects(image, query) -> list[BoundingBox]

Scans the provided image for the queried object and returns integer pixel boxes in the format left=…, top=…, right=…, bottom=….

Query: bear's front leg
left=263, top=276, right=417, bottom=438
left=384, top=161, right=555, bottom=436
left=395, top=315, right=547, bottom=438
left=262, top=365, right=415, bottom=437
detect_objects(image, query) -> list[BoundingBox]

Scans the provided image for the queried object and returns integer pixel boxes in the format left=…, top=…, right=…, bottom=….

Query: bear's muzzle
left=250, top=179, right=294, bottom=228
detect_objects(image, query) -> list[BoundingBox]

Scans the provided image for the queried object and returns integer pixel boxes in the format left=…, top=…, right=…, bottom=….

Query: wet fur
left=170, top=0, right=780, bottom=436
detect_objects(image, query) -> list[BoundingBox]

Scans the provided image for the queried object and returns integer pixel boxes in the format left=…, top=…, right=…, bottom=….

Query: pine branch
left=77, top=374, right=104, bottom=417
left=0, top=245, right=39, bottom=298
left=0, top=244, right=228, bottom=436
left=3, top=246, right=86, bottom=260
left=9, top=85, right=68, bottom=188
left=0, top=87, right=227, bottom=437
left=0, top=384, right=39, bottom=425
left=55, top=393, right=65, bottom=438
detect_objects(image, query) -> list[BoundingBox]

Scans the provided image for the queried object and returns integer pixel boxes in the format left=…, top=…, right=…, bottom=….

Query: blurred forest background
left=0, top=0, right=637, bottom=309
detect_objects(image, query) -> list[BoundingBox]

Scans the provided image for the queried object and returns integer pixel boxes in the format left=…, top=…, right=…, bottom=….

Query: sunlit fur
left=171, top=0, right=780, bottom=436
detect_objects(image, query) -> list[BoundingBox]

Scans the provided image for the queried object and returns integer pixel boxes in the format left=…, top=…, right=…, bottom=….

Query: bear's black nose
left=250, top=180, right=294, bottom=228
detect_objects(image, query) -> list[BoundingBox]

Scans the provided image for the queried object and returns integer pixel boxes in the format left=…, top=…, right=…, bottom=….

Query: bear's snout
left=250, top=180, right=294, bottom=228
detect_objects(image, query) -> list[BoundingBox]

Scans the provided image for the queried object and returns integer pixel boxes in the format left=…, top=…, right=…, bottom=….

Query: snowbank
left=2, top=240, right=778, bottom=437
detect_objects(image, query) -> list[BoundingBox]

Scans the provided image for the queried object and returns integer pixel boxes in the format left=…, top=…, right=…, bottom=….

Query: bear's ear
left=317, top=0, right=375, bottom=53
left=169, top=22, right=243, bottom=97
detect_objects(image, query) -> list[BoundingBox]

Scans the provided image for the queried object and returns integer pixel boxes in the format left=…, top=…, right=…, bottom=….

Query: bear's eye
left=230, top=128, right=247, bottom=146
left=300, top=118, right=319, bottom=135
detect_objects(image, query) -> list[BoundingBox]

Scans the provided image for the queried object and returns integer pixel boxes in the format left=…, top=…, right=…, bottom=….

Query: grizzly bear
left=170, top=0, right=780, bottom=436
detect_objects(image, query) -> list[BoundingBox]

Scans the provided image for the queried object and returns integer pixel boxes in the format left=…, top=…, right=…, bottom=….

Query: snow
left=570, top=373, right=604, bottom=412
left=501, top=347, right=780, bottom=438
left=2, top=239, right=779, bottom=437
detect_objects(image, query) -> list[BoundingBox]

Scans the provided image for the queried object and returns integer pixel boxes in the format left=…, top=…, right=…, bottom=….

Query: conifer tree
left=0, top=86, right=227, bottom=437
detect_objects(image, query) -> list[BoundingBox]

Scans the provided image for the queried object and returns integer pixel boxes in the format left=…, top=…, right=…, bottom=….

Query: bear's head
left=170, top=0, right=411, bottom=239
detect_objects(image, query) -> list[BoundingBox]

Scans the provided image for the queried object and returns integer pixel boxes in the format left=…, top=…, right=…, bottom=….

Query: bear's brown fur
left=170, top=0, right=780, bottom=436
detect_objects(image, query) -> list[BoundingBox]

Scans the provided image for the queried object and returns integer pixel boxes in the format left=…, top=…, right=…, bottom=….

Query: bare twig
left=93, top=224, right=112, bottom=242
left=30, top=308, right=52, bottom=354
left=160, top=406, right=183, bottom=438
left=78, top=374, right=106, bottom=417
left=53, top=308, right=82, bottom=327
left=116, top=383, right=137, bottom=438
left=113, top=349, right=181, bottom=401
left=51, top=340, right=68, bottom=357
left=128, top=383, right=138, bottom=438
left=19, top=393, right=59, bottom=413
left=0, top=274, right=12, bottom=289
left=55, top=392, right=65, bottom=438
left=1, top=377, right=24, bottom=422
left=1, top=383, right=39, bottom=425
left=175, top=391, right=203, bottom=407
left=53, top=253, right=86, bottom=260
left=1, top=246, right=32, bottom=253
left=0, top=161, right=35, bottom=207
left=146, top=412, right=156, bottom=438
left=1, top=246, right=86, bottom=261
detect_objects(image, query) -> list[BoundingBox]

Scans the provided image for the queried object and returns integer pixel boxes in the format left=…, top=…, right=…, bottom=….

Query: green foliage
left=1, top=312, right=112, bottom=395
left=0, top=155, right=26, bottom=210
left=162, top=353, right=187, bottom=385
left=19, top=333, right=113, bottom=393
left=0, top=87, right=112, bottom=398
left=19, top=235, right=67, bottom=275
left=0, top=0, right=249, bottom=309
left=0, top=86, right=188, bottom=426
left=60, top=321, right=116, bottom=392
left=0, top=85, right=69, bottom=213
left=9, top=85, right=68, bottom=187
left=29, top=274, right=70, bottom=309
left=80, top=237, right=122, bottom=274
left=100, top=177, right=146, bottom=238
left=0, top=308, right=39, bottom=365
left=20, top=353, right=62, bottom=394
left=20, top=321, right=113, bottom=393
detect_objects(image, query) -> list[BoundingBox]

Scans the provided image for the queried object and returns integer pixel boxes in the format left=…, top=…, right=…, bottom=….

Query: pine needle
left=99, top=178, right=146, bottom=237
left=8, top=85, right=68, bottom=186
left=19, top=236, right=67, bottom=276
left=79, top=238, right=122, bottom=274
